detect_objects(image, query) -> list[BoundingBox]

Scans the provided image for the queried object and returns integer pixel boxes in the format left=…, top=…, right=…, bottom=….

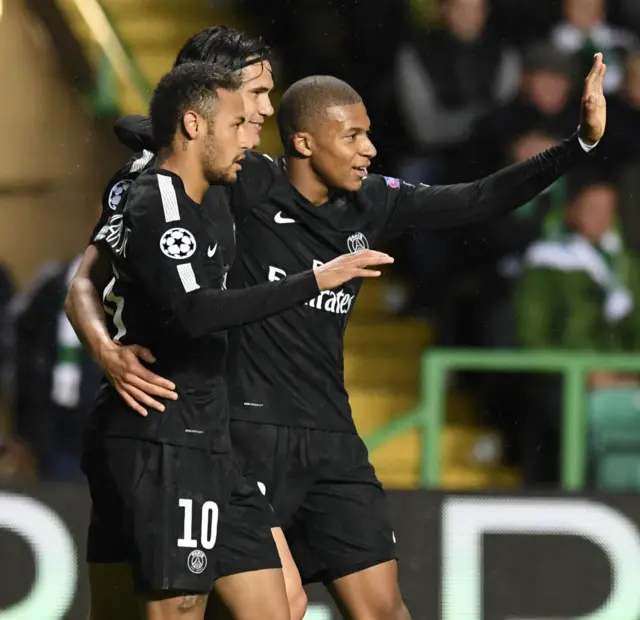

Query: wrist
left=93, top=330, right=118, bottom=367
left=313, top=266, right=325, bottom=291
left=577, top=125, right=599, bottom=150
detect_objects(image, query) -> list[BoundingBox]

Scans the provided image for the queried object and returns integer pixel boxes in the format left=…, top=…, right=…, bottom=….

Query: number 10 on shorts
left=177, top=499, right=219, bottom=550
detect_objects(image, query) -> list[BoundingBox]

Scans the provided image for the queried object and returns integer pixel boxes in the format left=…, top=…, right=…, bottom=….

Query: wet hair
left=277, top=75, right=362, bottom=152
left=174, top=26, right=271, bottom=73
left=150, top=63, right=241, bottom=150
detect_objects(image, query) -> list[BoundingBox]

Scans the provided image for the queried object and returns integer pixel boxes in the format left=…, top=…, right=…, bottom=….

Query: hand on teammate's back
left=98, top=342, right=178, bottom=416
left=578, top=52, right=607, bottom=146
left=313, top=250, right=394, bottom=291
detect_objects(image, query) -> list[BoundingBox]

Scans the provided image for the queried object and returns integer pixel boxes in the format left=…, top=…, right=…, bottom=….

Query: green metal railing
left=365, top=349, right=640, bottom=490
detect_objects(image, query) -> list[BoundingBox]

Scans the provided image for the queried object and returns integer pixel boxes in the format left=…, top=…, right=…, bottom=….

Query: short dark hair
left=277, top=76, right=362, bottom=152
left=566, top=168, right=616, bottom=204
left=150, top=63, right=241, bottom=150
left=174, top=26, right=271, bottom=72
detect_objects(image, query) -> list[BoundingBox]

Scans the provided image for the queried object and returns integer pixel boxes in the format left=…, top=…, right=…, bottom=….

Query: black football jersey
left=88, top=167, right=318, bottom=450
left=224, top=136, right=589, bottom=432
left=96, top=116, right=590, bottom=435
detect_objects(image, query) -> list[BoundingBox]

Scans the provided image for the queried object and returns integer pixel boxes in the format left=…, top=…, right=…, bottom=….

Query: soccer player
left=81, top=61, right=394, bottom=620
left=72, top=49, right=607, bottom=620
left=68, top=27, right=311, bottom=620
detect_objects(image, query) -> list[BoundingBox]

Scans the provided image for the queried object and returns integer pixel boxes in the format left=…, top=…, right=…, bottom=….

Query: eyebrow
left=344, top=125, right=371, bottom=133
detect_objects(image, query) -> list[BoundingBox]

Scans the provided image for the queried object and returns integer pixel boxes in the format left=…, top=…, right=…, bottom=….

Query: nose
left=260, top=94, right=275, bottom=118
left=361, top=136, right=377, bottom=159
left=238, top=122, right=252, bottom=150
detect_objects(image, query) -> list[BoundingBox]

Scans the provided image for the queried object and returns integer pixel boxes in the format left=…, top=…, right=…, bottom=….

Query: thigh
left=328, top=560, right=409, bottom=620
left=298, top=432, right=397, bottom=584
left=142, top=592, right=208, bottom=620
left=214, top=568, right=289, bottom=620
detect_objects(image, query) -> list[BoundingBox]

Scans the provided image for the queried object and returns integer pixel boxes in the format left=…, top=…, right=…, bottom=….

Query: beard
left=202, top=131, right=236, bottom=185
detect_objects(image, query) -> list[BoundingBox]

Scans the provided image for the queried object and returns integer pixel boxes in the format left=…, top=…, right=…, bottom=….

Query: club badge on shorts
left=187, top=549, right=207, bottom=574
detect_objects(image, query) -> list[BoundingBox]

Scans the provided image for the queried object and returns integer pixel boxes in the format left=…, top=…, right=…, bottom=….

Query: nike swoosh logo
left=207, top=244, right=218, bottom=257
left=274, top=211, right=296, bottom=224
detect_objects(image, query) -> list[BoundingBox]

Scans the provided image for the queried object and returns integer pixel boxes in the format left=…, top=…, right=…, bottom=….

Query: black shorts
left=230, top=421, right=397, bottom=584
left=82, top=435, right=281, bottom=594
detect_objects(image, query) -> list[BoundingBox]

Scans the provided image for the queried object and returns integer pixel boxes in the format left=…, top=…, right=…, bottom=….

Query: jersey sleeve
left=126, top=173, right=319, bottom=339
left=374, top=133, right=591, bottom=240
left=227, top=151, right=278, bottom=215
left=89, top=150, right=156, bottom=246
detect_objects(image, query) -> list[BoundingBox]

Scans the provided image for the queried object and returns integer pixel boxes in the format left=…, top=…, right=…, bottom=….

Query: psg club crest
left=384, top=177, right=400, bottom=189
left=187, top=549, right=207, bottom=574
left=347, top=232, right=369, bottom=254
left=159, top=227, right=197, bottom=260
left=108, top=180, right=132, bottom=210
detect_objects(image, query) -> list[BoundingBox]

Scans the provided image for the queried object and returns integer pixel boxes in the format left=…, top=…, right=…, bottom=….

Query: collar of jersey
left=146, top=167, right=204, bottom=210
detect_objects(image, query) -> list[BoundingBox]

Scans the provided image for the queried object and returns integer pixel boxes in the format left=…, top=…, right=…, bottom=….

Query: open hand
left=578, top=53, right=607, bottom=146
left=98, top=342, right=178, bottom=416
left=314, top=250, right=394, bottom=290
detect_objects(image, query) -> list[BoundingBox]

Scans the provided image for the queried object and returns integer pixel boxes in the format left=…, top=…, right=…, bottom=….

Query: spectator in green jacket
left=516, top=175, right=640, bottom=359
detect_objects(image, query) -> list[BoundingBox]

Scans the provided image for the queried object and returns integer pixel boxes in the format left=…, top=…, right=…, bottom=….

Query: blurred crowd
left=2, top=0, right=640, bottom=486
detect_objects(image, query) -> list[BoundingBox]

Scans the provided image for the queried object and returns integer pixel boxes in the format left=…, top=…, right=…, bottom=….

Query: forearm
left=401, top=134, right=588, bottom=230
left=173, top=270, right=319, bottom=339
left=65, top=277, right=112, bottom=362
left=64, top=244, right=114, bottom=363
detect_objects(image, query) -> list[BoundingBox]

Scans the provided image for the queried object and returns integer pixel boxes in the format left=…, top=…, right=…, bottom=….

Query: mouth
left=249, top=120, right=264, bottom=132
left=352, top=165, right=369, bottom=179
left=232, top=154, right=245, bottom=171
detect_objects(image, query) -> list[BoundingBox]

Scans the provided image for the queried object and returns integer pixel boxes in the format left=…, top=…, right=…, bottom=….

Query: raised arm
left=381, top=54, right=607, bottom=237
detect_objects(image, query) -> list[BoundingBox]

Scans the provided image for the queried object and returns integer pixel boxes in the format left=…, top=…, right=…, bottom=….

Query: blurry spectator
left=3, top=256, right=102, bottom=482
left=514, top=176, right=640, bottom=483
left=517, top=177, right=640, bottom=352
left=395, top=0, right=520, bottom=183
left=470, top=43, right=577, bottom=177
left=551, top=0, right=637, bottom=93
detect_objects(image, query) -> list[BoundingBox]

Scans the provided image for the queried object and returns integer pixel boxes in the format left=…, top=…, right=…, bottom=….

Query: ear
left=292, top=132, right=313, bottom=158
left=182, top=110, right=200, bottom=140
